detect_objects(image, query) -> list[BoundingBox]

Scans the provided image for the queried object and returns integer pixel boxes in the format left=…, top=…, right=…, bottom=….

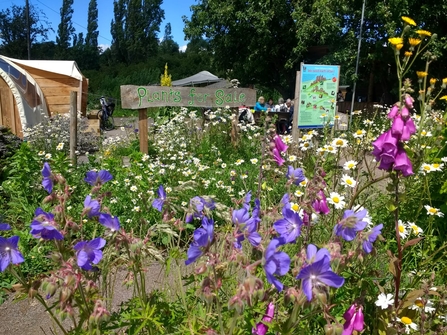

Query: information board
left=297, top=64, right=340, bottom=128
left=120, top=85, right=257, bottom=109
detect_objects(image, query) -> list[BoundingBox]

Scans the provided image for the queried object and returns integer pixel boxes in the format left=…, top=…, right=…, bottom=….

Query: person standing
left=266, top=98, right=275, bottom=110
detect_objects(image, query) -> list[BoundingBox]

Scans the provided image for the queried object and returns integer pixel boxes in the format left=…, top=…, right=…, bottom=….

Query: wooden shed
left=4, top=57, right=88, bottom=117
left=0, top=56, right=48, bottom=137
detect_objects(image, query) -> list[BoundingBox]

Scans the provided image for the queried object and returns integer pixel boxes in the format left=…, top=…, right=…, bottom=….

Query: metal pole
left=26, top=0, right=31, bottom=59
left=349, top=0, right=366, bottom=129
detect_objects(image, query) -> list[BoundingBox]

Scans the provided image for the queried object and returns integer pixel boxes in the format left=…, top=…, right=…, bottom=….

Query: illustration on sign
left=120, top=85, right=257, bottom=109
left=297, top=63, right=340, bottom=128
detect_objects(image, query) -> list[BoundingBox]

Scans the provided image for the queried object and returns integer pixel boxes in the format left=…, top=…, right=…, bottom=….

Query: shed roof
left=3, top=56, right=84, bottom=81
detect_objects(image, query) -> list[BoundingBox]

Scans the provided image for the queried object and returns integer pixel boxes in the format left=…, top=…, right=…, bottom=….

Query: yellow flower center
left=421, top=131, right=427, bottom=135
left=346, top=179, right=353, bottom=185
left=433, top=164, right=440, bottom=168
left=336, top=140, right=343, bottom=146
left=401, top=317, right=413, bottom=325
left=356, top=130, right=363, bottom=135
left=415, top=299, right=424, bottom=308
left=332, top=197, right=340, bottom=203
left=328, top=146, right=334, bottom=151
left=304, top=143, right=309, bottom=147
left=411, top=225, right=419, bottom=234
left=423, top=165, right=431, bottom=171
left=348, top=163, right=355, bottom=169
left=399, top=225, right=405, bottom=233
left=429, top=208, right=437, bottom=214
left=291, top=203, right=300, bottom=212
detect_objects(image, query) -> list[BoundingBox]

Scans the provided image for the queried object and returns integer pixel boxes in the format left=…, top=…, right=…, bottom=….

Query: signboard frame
left=295, top=63, right=340, bottom=129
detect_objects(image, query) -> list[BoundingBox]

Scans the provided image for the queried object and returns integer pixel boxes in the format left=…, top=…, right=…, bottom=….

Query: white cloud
left=99, top=44, right=110, bottom=53
left=179, top=45, right=187, bottom=52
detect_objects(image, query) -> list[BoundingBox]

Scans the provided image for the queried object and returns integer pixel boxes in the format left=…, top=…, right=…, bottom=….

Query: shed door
left=0, top=76, right=22, bottom=137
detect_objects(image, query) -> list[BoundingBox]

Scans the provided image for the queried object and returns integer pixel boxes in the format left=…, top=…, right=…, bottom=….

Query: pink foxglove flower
left=342, top=303, right=364, bottom=335
left=252, top=302, right=275, bottom=335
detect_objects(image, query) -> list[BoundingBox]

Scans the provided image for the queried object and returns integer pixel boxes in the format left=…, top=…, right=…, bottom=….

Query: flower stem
left=393, top=174, right=403, bottom=309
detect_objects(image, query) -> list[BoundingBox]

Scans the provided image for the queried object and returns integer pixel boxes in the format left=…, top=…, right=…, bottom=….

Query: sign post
left=120, top=85, right=257, bottom=153
left=292, top=71, right=301, bottom=143
left=296, top=63, right=340, bottom=129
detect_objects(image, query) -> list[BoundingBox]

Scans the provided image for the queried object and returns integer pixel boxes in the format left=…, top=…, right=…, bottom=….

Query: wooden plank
left=139, top=108, right=148, bottom=154
left=37, top=86, right=76, bottom=96
left=18, top=66, right=68, bottom=79
left=121, top=85, right=257, bottom=109
left=14, top=100, right=22, bottom=138
left=0, top=87, right=13, bottom=131
left=45, top=95, right=71, bottom=105
left=35, top=78, right=80, bottom=88
left=292, top=70, right=301, bottom=142
left=70, top=91, right=77, bottom=165
left=48, top=104, right=71, bottom=114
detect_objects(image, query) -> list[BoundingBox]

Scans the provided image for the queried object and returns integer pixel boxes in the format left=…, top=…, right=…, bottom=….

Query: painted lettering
left=215, top=89, right=225, bottom=105
left=137, top=87, right=147, bottom=107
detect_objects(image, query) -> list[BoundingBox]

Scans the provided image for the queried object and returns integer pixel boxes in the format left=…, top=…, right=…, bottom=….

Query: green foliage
left=56, top=0, right=75, bottom=59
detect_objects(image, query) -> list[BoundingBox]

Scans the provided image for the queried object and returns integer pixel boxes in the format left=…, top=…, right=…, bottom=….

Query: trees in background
left=0, top=5, right=52, bottom=59
left=56, top=0, right=75, bottom=59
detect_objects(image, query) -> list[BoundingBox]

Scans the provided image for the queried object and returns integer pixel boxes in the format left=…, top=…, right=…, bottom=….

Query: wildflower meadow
left=1, top=17, right=447, bottom=335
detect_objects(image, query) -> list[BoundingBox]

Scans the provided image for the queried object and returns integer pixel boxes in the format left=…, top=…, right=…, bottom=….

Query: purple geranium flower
left=343, top=304, right=364, bottom=335
left=185, top=196, right=215, bottom=223
left=362, top=224, right=383, bottom=253
left=312, top=190, right=330, bottom=215
left=334, top=209, right=369, bottom=241
left=84, top=170, right=113, bottom=186
left=286, top=166, right=305, bottom=186
left=252, top=302, right=275, bottom=335
left=233, top=205, right=261, bottom=249
left=30, top=208, right=64, bottom=240
left=296, top=244, right=345, bottom=301
left=41, top=162, right=53, bottom=194
left=83, top=195, right=100, bottom=218
left=264, top=238, right=290, bottom=292
left=0, top=223, right=11, bottom=230
left=74, top=237, right=106, bottom=271
left=0, top=236, right=24, bottom=272
left=185, top=216, right=214, bottom=265
left=273, top=208, right=303, bottom=244
left=152, top=185, right=166, bottom=212
left=98, top=213, right=120, bottom=232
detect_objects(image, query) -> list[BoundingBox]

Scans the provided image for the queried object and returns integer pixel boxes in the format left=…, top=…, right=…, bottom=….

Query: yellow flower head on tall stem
left=430, top=78, right=437, bottom=85
left=404, top=51, right=413, bottom=58
left=396, top=44, right=404, bottom=51
left=402, top=16, right=416, bottom=26
left=389, top=37, right=404, bottom=46
left=417, top=71, right=428, bottom=79
left=440, top=95, right=447, bottom=100
left=442, top=78, right=447, bottom=85
left=409, top=38, right=422, bottom=47
left=416, top=30, right=432, bottom=37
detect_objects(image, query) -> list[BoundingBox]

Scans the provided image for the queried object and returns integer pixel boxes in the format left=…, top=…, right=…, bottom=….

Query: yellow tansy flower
left=404, top=51, right=413, bottom=57
left=440, top=95, right=447, bottom=100
left=416, top=71, right=428, bottom=78
left=408, top=38, right=421, bottom=46
left=443, top=78, right=447, bottom=84
left=396, top=44, right=404, bottom=51
left=430, top=78, right=437, bottom=85
left=402, top=16, right=416, bottom=26
left=416, top=30, right=432, bottom=37
left=388, top=37, right=404, bottom=46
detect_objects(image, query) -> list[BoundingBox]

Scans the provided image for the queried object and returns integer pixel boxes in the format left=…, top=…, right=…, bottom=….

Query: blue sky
left=0, top=0, right=195, bottom=51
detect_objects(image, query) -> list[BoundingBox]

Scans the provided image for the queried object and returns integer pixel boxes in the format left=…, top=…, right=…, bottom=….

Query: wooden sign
left=120, top=85, right=257, bottom=109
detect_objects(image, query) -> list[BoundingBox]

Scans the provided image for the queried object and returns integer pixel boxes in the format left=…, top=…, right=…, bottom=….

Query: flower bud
left=316, top=290, right=328, bottom=305
left=194, top=263, right=207, bottom=275
left=228, top=295, right=244, bottom=314
left=324, top=324, right=335, bottom=335
left=333, top=324, right=343, bottom=335
left=60, top=287, right=71, bottom=303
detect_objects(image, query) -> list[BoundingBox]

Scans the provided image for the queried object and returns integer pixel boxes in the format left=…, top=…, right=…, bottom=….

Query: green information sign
left=297, top=63, right=340, bottom=128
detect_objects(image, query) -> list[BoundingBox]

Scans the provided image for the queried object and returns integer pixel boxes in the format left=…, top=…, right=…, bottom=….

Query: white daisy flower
left=409, top=298, right=436, bottom=313
left=341, top=174, right=357, bottom=188
left=324, top=145, right=337, bottom=154
left=56, top=143, right=64, bottom=151
left=235, top=159, right=244, bottom=166
left=343, top=160, right=358, bottom=170
left=45, top=153, right=52, bottom=159
left=431, top=163, right=444, bottom=171
left=332, top=138, right=348, bottom=148
left=221, top=163, right=227, bottom=168
left=396, top=316, right=418, bottom=333
left=289, top=202, right=300, bottom=213
left=130, top=185, right=138, bottom=192
left=420, top=163, right=434, bottom=174
left=420, top=130, right=432, bottom=137
left=299, top=178, right=308, bottom=187
left=165, top=187, right=172, bottom=193
left=375, top=293, right=394, bottom=309
left=406, top=222, right=423, bottom=236
left=441, top=157, right=447, bottom=163
left=294, top=190, right=304, bottom=197
left=424, top=205, right=444, bottom=217
left=250, top=158, right=258, bottom=164
left=328, top=192, right=345, bottom=209
left=288, top=155, right=297, bottom=162
left=132, top=206, right=140, bottom=212
left=353, top=129, right=366, bottom=138
left=398, top=220, right=408, bottom=238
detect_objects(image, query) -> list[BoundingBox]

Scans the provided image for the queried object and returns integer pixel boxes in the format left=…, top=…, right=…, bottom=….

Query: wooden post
left=292, top=70, right=301, bottom=142
left=230, top=107, right=239, bottom=147
left=138, top=108, right=148, bottom=154
left=69, top=91, right=78, bottom=165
